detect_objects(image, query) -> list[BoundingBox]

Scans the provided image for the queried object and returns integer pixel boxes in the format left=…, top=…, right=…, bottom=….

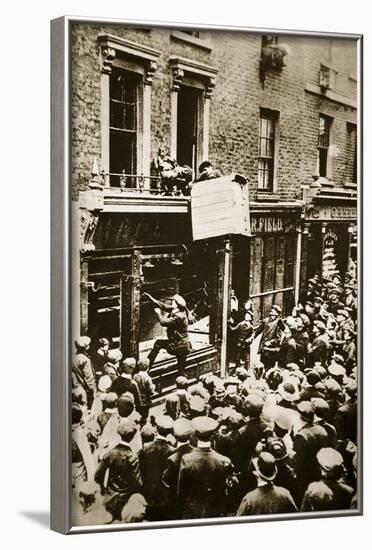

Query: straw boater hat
left=277, top=380, right=300, bottom=403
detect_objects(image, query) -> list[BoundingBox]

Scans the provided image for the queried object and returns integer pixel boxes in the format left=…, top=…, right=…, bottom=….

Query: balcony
left=83, top=166, right=191, bottom=215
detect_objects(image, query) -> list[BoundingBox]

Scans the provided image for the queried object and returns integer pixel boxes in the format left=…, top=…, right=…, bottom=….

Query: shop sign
left=306, top=205, right=357, bottom=221
left=250, top=214, right=296, bottom=234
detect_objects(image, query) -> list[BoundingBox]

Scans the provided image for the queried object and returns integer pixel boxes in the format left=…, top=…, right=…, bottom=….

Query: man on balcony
left=144, top=292, right=192, bottom=378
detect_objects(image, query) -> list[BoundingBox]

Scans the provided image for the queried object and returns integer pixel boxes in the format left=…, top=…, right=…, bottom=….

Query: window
left=318, top=114, right=332, bottom=178
left=171, top=30, right=212, bottom=50
left=258, top=110, right=277, bottom=191
left=109, top=68, right=139, bottom=187
left=346, top=123, right=357, bottom=183
left=177, top=85, right=201, bottom=172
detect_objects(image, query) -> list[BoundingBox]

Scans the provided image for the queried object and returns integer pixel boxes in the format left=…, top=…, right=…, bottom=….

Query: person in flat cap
left=94, top=419, right=142, bottom=521
left=313, top=296, right=328, bottom=324
left=91, top=337, right=110, bottom=377
left=236, top=451, right=297, bottom=516
left=335, top=379, right=357, bottom=444
left=299, top=370, right=324, bottom=401
left=327, top=290, right=345, bottom=317
left=133, top=359, right=156, bottom=424
left=72, top=480, right=112, bottom=526
left=223, top=376, right=243, bottom=412
left=144, top=292, right=191, bottom=378
left=235, top=394, right=272, bottom=487
left=175, top=375, right=191, bottom=417
left=103, top=348, right=123, bottom=381
left=293, top=401, right=328, bottom=500
left=72, top=336, right=97, bottom=408
left=300, top=448, right=353, bottom=512
left=110, top=358, right=141, bottom=409
left=177, top=416, right=235, bottom=519
left=291, top=315, right=310, bottom=368
left=341, top=329, right=357, bottom=375
left=312, top=398, right=337, bottom=448
left=255, top=304, right=285, bottom=372
left=195, top=159, right=221, bottom=182
left=229, top=310, right=254, bottom=370
left=328, top=361, right=346, bottom=385
left=162, top=418, right=195, bottom=518
left=307, top=321, right=330, bottom=367
left=138, top=415, right=175, bottom=521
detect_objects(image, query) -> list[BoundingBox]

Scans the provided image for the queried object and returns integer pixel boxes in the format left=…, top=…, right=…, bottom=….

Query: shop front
left=232, top=206, right=302, bottom=323
left=79, top=201, right=230, bottom=389
left=302, top=201, right=358, bottom=289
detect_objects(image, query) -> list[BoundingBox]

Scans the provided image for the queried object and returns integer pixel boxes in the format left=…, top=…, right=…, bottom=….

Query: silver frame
left=51, top=15, right=363, bottom=534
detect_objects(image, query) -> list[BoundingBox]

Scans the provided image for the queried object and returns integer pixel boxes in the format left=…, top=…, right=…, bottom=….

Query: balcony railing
left=100, top=170, right=191, bottom=197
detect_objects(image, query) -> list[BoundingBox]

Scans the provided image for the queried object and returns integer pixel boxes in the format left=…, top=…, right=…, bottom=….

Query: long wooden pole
left=220, top=238, right=231, bottom=378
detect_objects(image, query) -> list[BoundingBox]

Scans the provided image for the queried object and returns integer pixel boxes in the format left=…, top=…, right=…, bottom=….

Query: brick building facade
left=71, top=22, right=358, bottom=383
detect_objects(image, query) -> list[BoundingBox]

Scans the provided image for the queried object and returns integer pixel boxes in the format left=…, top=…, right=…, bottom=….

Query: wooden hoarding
left=190, top=175, right=250, bottom=241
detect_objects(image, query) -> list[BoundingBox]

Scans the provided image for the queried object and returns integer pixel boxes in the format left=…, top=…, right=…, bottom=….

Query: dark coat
left=177, top=446, right=233, bottom=519
left=94, top=442, right=142, bottom=519
left=138, top=438, right=175, bottom=507
left=110, top=375, right=141, bottom=409
left=72, top=352, right=96, bottom=397
left=335, top=399, right=357, bottom=444
left=257, top=318, right=284, bottom=354
left=236, top=417, right=272, bottom=474
left=237, top=484, right=297, bottom=516
left=315, top=419, right=338, bottom=448
left=308, top=334, right=329, bottom=366
left=300, top=479, right=353, bottom=512
left=293, top=423, right=328, bottom=495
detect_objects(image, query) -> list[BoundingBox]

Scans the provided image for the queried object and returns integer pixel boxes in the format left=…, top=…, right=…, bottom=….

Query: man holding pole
left=144, top=292, right=192, bottom=378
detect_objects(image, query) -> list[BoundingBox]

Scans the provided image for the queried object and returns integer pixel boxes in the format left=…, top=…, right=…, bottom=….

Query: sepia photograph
left=51, top=17, right=361, bottom=533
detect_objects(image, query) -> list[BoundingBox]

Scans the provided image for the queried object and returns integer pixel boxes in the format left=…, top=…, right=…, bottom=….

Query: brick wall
left=71, top=23, right=358, bottom=202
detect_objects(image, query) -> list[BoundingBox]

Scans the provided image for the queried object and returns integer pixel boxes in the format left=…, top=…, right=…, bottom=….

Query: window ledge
left=256, top=192, right=280, bottom=202
left=171, top=30, right=212, bottom=51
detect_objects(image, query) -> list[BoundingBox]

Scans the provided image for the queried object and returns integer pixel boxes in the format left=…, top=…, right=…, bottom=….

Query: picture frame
left=51, top=15, right=362, bottom=534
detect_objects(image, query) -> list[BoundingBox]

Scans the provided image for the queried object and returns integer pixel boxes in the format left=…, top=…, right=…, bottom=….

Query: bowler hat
left=118, top=395, right=135, bottom=418
left=266, top=437, right=288, bottom=461
left=252, top=452, right=277, bottom=481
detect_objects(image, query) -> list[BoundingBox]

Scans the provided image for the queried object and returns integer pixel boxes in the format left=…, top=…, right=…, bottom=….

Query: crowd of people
left=71, top=270, right=358, bottom=526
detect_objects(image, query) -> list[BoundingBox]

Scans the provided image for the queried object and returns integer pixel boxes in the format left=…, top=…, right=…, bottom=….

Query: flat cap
left=224, top=376, right=240, bottom=387
left=117, top=419, right=137, bottom=440
left=328, top=363, right=346, bottom=378
left=75, top=336, right=91, bottom=351
left=191, top=416, right=218, bottom=437
left=98, top=337, right=109, bottom=347
left=107, top=348, right=123, bottom=363
left=175, top=375, right=189, bottom=388
left=271, top=304, right=282, bottom=315
left=243, top=394, right=264, bottom=417
left=297, top=400, right=314, bottom=422
left=317, top=447, right=343, bottom=472
left=189, top=395, right=206, bottom=413
left=235, top=367, right=249, bottom=380
left=155, top=415, right=174, bottom=432
left=98, top=374, right=112, bottom=392
left=274, top=411, right=292, bottom=433
left=173, top=418, right=194, bottom=440
left=314, top=296, right=324, bottom=304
